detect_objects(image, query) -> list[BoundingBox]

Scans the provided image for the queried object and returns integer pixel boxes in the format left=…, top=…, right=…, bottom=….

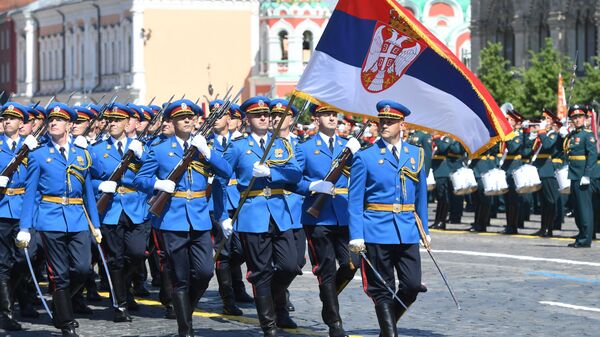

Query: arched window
left=279, top=30, right=288, bottom=61
left=302, top=31, right=313, bottom=64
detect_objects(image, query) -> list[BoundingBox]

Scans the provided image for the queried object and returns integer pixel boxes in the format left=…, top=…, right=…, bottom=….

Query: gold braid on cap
left=265, top=138, right=293, bottom=166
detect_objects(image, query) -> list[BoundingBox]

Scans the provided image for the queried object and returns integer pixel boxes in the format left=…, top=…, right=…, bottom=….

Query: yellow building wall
left=143, top=9, right=253, bottom=104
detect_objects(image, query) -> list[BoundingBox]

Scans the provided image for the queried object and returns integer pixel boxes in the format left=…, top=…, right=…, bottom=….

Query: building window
left=460, top=47, right=471, bottom=69
left=302, top=31, right=313, bottom=64
left=279, top=30, right=288, bottom=61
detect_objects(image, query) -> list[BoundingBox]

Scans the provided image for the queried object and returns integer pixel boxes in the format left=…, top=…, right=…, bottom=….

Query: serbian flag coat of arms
left=294, top=0, right=512, bottom=155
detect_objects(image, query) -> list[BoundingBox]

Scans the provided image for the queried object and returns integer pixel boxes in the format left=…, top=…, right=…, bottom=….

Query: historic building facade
left=471, top=0, right=599, bottom=72
left=2, top=0, right=472, bottom=105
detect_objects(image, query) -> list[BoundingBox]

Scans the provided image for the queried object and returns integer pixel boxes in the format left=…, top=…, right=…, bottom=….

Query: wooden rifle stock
left=96, top=150, right=136, bottom=215
left=306, top=122, right=370, bottom=218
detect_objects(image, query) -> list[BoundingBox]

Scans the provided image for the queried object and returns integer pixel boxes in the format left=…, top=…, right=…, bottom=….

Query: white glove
left=580, top=176, right=590, bottom=186
left=154, top=179, right=176, bottom=193
left=23, top=135, right=39, bottom=150
left=128, top=139, right=144, bottom=159
left=0, top=176, right=9, bottom=188
left=220, top=218, right=233, bottom=239
left=539, top=120, right=548, bottom=130
left=559, top=126, right=569, bottom=138
left=349, top=239, right=366, bottom=254
left=98, top=181, right=117, bottom=194
left=345, top=137, right=361, bottom=155
left=309, top=180, right=334, bottom=195
left=252, top=162, right=271, bottom=178
left=528, top=132, right=537, bottom=140
left=15, top=230, right=31, bottom=249
left=92, top=228, right=102, bottom=244
left=420, top=235, right=432, bottom=248
left=73, top=135, right=88, bottom=148
left=522, top=120, right=530, bottom=128
left=191, top=134, right=211, bottom=159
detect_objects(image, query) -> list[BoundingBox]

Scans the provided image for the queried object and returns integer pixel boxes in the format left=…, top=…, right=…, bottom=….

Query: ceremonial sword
left=359, top=251, right=409, bottom=311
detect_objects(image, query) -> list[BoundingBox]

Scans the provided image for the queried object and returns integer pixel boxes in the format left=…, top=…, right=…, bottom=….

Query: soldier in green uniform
left=501, top=110, right=524, bottom=234
left=431, top=135, right=451, bottom=229
left=531, top=109, right=561, bottom=237
left=408, top=129, right=433, bottom=173
left=469, top=144, right=497, bottom=232
left=585, top=108, right=600, bottom=239
left=447, top=140, right=466, bottom=224
left=564, top=105, right=597, bottom=247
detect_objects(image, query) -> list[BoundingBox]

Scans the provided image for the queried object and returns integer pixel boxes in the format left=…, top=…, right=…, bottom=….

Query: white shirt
left=381, top=138, right=403, bottom=159
left=318, top=132, right=336, bottom=149
left=51, top=139, right=70, bottom=160
left=251, top=133, right=268, bottom=149
left=214, top=132, right=230, bottom=148
left=110, top=136, right=128, bottom=152
left=175, top=135, right=191, bottom=150
left=4, top=136, right=18, bottom=151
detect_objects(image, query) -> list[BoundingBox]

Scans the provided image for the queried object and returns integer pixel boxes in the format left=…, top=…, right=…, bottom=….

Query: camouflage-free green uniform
left=500, top=129, right=523, bottom=234
left=532, top=129, right=560, bottom=236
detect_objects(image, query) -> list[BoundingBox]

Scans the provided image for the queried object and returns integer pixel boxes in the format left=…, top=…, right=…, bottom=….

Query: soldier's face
left=572, top=115, right=585, bottom=128
left=271, top=113, right=292, bottom=131
left=213, top=115, right=230, bottom=133
left=173, top=114, right=194, bottom=133
left=507, top=116, right=516, bottom=128
left=2, top=117, right=23, bottom=135
left=18, top=121, right=33, bottom=137
left=248, top=112, right=270, bottom=133
left=316, top=112, right=337, bottom=133
left=137, top=120, right=149, bottom=133
left=162, top=119, right=174, bottom=136
left=228, top=118, right=241, bottom=131
left=126, top=118, right=139, bottom=134
left=48, top=117, right=71, bottom=137
left=378, top=118, right=405, bottom=140
left=108, top=117, right=128, bottom=138
left=71, top=120, right=89, bottom=136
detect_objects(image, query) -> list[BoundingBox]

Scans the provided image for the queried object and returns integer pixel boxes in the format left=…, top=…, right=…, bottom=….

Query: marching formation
left=0, top=94, right=431, bottom=337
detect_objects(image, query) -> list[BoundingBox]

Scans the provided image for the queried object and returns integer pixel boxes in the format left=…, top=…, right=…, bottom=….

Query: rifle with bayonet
left=147, top=87, right=241, bottom=217
left=96, top=96, right=173, bottom=215
left=0, top=96, right=56, bottom=179
left=83, top=95, right=118, bottom=139
left=139, top=95, right=173, bottom=143
left=306, top=121, right=370, bottom=218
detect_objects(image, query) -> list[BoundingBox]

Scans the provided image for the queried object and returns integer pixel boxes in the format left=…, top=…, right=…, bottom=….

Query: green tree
left=477, top=42, right=522, bottom=107
left=572, top=56, right=600, bottom=105
left=519, top=38, right=573, bottom=117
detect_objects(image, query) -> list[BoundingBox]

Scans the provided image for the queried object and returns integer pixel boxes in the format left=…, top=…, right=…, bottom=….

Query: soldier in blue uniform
left=289, top=103, right=361, bottom=337
left=207, top=100, right=248, bottom=316
left=564, top=105, right=597, bottom=247
left=16, top=103, right=102, bottom=337
left=218, top=96, right=302, bottom=337
left=89, top=103, right=146, bottom=322
left=0, top=103, right=38, bottom=331
left=348, top=100, right=429, bottom=337
left=269, top=98, right=303, bottom=325
left=134, top=99, right=232, bottom=337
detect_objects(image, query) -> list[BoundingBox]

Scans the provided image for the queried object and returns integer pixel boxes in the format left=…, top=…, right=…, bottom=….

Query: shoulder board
left=338, top=136, right=349, bottom=141
left=231, top=135, right=246, bottom=142
left=298, top=137, right=309, bottom=144
left=73, top=143, right=87, bottom=150
left=91, top=141, right=105, bottom=147
left=151, top=138, right=167, bottom=147
left=359, top=143, right=374, bottom=151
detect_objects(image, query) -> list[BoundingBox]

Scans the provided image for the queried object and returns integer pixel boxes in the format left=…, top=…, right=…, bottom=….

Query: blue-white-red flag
left=295, top=0, right=512, bottom=155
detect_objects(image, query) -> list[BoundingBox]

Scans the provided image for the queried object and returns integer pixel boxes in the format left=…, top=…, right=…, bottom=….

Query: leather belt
left=365, top=203, right=415, bottom=213
left=116, top=186, right=136, bottom=194
left=173, top=190, right=206, bottom=200
left=247, top=187, right=287, bottom=198
left=568, top=155, right=586, bottom=161
left=0, top=187, right=25, bottom=196
left=42, top=195, right=83, bottom=205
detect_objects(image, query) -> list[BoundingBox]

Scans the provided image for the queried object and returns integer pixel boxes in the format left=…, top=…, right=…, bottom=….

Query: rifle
left=65, top=91, right=77, bottom=104
left=138, top=95, right=173, bottom=142
left=95, top=96, right=171, bottom=215
left=306, top=122, right=370, bottom=218
left=0, top=96, right=56, bottom=179
left=83, top=95, right=118, bottom=138
left=147, top=87, right=242, bottom=217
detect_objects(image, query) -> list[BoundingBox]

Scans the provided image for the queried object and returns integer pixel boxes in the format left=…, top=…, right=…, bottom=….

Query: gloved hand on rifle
left=349, top=239, right=366, bottom=254
left=191, top=134, right=211, bottom=159
left=129, top=139, right=144, bottom=159
left=16, top=230, right=31, bottom=249
left=23, top=135, right=39, bottom=150
left=309, top=180, right=334, bottom=195
left=73, top=135, right=88, bottom=148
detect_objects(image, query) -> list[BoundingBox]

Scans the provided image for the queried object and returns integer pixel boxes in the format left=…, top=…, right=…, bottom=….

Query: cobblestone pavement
left=5, top=205, right=600, bottom=336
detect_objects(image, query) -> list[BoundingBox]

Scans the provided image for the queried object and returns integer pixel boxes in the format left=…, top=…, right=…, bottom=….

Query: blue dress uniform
left=289, top=103, right=358, bottom=337
left=564, top=105, right=598, bottom=247
left=0, top=103, right=37, bottom=331
left=133, top=99, right=232, bottom=336
left=349, top=101, right=428, bottom=337
left=218, top=96, right=302, bottom=336
left=20, top=103, right=101, bottom=336
left=89, top=103, right=148, bottom=321
left=206, top=101, right=248, bottom=316
left=501, top=110, right=524, bottom=234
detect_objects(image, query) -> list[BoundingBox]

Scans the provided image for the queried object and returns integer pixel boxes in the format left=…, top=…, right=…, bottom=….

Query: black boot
left=374, top=302, right=397, bottom=337
left=188, top=282, right=207, bottom=314
left=172, top=290, right=193, bottom=337
left=71, top=290, right=93, bottom=315
left=126, top=288, right=140, bottom=311
left=53, top=289, right=79, bottom=337
left=319, top=283, right=348, bottom=337
left=110, top=269, right=132, bottom=322
left=17, top=280, right=39, bottom=318
left=335, top=262, right=357, bottom=295
left=272, top=284, right=297, bottom=329
left=232, top=265, right=254, bottom=303
left=285, top=290, right=295, bottom=312
left=0, top=280, right=21, bottom=331
left=159, top=270, right=176, bottom=319
left=255, top=294, right=277, bottom=336
left=216, top=267, right=243, bottom=316
left=85, top=273, right=102, bottom=302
